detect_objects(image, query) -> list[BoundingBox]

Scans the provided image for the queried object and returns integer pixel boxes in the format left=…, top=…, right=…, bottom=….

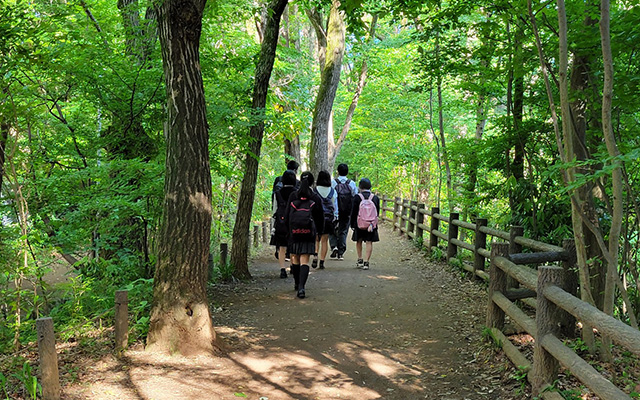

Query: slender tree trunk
left=230, top=0, right=289, bottom=280
left=309, top=0, right=344, bottom=177
left=0, top=120, right=8, bottom=195
left=599, top=0, right=622, bottom=362
left=284, top=136, right=301, bottom=165
left=556, top=0, right=597, bottom=353
left=147, top=0, right=218, bottom=356
left=329, top=15, right=377, bottom=170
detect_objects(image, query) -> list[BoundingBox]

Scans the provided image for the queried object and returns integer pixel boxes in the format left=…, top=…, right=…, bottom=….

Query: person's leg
left=290, top=254, right=300, bottom=290
left=298, top=253, right=311, bottom=298
left=312, top=237, right=318, bottom=268
left=356, top=239, right=364, bottom=268
left=329, top=233, right=338, bottom=258
left=278, top=246, right=287, bottom=278
left=365, top=241, right=373, bottom=261
left=363, top=241, right=373, bottom=270
left=319, top=234, right=329, bottom=268
left=337, top=219, right=349, bottom=259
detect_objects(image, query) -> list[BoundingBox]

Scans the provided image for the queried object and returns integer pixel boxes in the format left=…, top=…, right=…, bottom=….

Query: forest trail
left=65, top=222, right=522, bottom=400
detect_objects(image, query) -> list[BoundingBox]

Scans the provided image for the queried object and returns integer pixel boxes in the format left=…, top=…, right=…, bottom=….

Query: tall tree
left=146, top=0, right=218, bottom=355
left=309, top=0, right=345, bottom=176
left=230, top=0, right=289, bottom=280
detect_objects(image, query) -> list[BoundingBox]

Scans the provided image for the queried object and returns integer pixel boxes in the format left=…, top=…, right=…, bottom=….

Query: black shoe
left=312, top=258, right=318, bottom=269
left=297, top=289, right=306, bottom=299
left=330, top=248, right=338, bottom=258
left=280, top=268, right=287, bottom=279
left=319, top=260, right=325, bottom=269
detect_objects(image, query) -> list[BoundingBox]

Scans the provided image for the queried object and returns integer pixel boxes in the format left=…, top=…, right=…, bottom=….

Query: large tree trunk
left=230, top=0, right=289, bottom=280
left=309, top=0, right=344, bottom=176
left=147, top=0, right=217, bottom=356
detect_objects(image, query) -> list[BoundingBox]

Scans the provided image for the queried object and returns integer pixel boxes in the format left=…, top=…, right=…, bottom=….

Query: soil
left=55, top=223, right=532, bottom=400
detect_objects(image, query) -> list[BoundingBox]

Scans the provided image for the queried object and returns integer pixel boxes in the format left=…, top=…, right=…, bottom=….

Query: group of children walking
left=270, top=161, right=380, bottom=299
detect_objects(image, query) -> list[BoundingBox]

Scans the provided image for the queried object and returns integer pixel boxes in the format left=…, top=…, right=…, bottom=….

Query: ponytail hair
left=298, top=171, right=315, bottom=198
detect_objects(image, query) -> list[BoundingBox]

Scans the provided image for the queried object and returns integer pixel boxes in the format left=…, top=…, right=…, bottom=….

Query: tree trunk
left=599, top=0, right=622, bottom=362
left=309, top=0, right=344, bottom=177
left=329, top=15, right=377, bottom=170
left=556, top=0, right=597, bottom=353
left=568, top=4, right=607, bottom=311
left=0, top=120, right=8, bottom=195
left=230, top=0, right=289, bottom=280
left=284, top=136, right=301, bottom=165
left=147, top=0, right=217, bottom=356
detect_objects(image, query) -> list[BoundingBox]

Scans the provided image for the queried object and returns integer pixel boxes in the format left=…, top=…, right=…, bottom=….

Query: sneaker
left=338, top=254, right=345, bottom=261
left=312, top=258, right=318, bottom=269
left=356, top=259, right=364, bottom=269
left=285, top=257, right=290, bottom=262
left=280, top=268, right=287, bottom=279
left=330, top=248, right=338, bottom=259
left=297, top=289, right=306, bottom=299
left=362, top=261, right=369, bottom=270
left=319, top=260, right=325, bottom=269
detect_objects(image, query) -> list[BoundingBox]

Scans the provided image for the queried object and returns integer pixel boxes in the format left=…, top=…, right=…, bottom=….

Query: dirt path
left=65, top=223, right=522, bottom=400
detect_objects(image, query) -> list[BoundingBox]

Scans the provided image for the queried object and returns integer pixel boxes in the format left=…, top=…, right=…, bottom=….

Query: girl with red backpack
left=284, top=172, right=324, bottom=298
left=350, top=178, right=380, bottom=270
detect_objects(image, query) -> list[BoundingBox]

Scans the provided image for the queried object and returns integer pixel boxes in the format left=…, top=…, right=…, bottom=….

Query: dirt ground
left=60, top=222, right=529, bottom=400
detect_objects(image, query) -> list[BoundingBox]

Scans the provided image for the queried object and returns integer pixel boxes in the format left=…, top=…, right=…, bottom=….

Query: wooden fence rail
left=380, top=195, right=640, bottom=400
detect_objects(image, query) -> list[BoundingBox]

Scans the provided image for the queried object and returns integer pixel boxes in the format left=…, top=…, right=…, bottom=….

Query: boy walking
left=350, top=178, right=380, bottom=270
left=330, top=163, right=357, bottom=260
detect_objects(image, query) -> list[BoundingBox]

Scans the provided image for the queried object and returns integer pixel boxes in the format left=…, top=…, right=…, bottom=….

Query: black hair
left=298, top=171, right=315, bottom=198
left=281, top=169, right=296, bottom=186
left=286, top=160, right=300, bottom=172
left=337, top=163, right=348, bottom=176
left=359, top=178, right=372, bottom=190
left=316, top=170, right=331, bottom=187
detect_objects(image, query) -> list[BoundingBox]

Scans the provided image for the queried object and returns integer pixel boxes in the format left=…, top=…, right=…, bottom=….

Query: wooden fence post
left=115, top=290, right=129, bottom=351
left=220, top=243, right=228, bottom=267
left=429, top=207, right=440, bottom=250
left=400, top=199, right=409, bottom=236
left=381, top=195, right=388, bottom=221
left=532, top=265, right=563, bottom=395
left=447, top=212, right=460, bottom=261
left=409, top=200, right=417, bottom=237
left=253, top=225, right=259, bottom=247
left=508, top=226, right=524, bottom=289
left=262, top=221, right=269, bottom=243
left=36, top=317, right=61, bottom=400
left=473, top=218, right=488, bottom=279
left=416, top=203, right=425, bottom=244
left=393, top=197, right=400, bottom=231
left=486, top=243, right=509, bottom=330
left=561, top=239, right=578, bottom=337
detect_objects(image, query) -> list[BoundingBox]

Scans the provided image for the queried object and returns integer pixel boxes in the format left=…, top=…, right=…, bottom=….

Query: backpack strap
left=358, top=193, right=364, bottom=201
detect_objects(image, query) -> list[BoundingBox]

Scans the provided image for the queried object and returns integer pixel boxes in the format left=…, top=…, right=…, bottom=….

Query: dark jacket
left=350, top=190, right=380, bottom=229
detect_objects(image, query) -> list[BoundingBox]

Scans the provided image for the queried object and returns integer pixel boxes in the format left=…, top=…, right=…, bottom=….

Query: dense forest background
left=1, top=0, right=639, bottom=385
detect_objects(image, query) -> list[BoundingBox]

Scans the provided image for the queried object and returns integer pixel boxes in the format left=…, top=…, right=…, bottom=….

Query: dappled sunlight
left=360, top=349, right=400, bottom=377
left=374, top=274, right=400, bottom=280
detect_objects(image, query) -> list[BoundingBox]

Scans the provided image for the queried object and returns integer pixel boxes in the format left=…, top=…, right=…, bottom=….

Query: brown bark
left=230, top=0, right=289, bottom=280
left=0, top=120, right=7, bottom=195
left=309, top=0, right=344, bottom=177
left=329, top=16, right=377, bottom=170
left=147, top=0, right=217, bottom=356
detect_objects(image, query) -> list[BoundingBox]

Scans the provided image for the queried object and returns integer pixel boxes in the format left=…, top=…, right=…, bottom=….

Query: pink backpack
left=356, top=193, right=378, bottom=231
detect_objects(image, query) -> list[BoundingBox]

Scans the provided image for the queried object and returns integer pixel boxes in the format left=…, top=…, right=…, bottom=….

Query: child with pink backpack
left=350, top=178, right=380, bottom=270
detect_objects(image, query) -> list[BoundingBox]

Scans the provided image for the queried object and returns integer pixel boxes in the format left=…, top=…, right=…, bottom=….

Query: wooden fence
left=381, top=195, right=640, bottom=400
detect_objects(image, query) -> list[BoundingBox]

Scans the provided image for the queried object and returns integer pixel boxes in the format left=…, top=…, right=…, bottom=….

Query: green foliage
left=12, top=362, right=40, bottom=400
